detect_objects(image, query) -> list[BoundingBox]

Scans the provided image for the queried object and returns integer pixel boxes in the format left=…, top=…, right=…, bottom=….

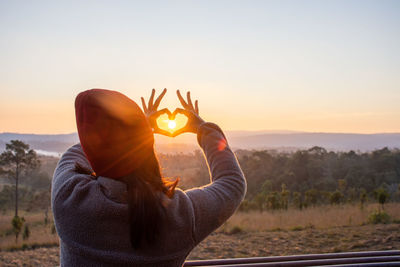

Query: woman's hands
left=141, top=88, right=172, bottom=136
left=170, top=90, right=205, bottom=137
left=141, top=89, right=205, bottom=137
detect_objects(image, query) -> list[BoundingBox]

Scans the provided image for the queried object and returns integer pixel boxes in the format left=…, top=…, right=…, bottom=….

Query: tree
left=254, top=192, right=266, bottom=212
left=338, top=179, right=347, bottom=193
left=280, top=183, right=289, bottom=210
left=374, top=187, right=389, bottom=210
left=0, top=140, right=39, bottom=217
left=330, top=190, right=343, bottom=205
left=292, top=192, right=303, bottom=210
left=305, top=189, right=319, bottom=207
left=266, top=192, right=280, bottom=210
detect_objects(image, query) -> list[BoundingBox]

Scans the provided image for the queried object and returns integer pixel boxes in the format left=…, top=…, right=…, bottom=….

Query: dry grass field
left=0, top=211, right=58, bottom=250
left=221, top=203, right=400, bottom=232
left=0, top=203, right=399, bottom=266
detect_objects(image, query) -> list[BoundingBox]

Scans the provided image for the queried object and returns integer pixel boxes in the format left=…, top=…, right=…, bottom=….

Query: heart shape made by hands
left=156, top=109, right=188, bottom=137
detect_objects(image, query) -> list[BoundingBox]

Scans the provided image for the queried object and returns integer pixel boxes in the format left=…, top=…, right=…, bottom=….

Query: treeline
left=237, top=147, right=400, bottom=196
left=237, top=147, right=400, bottom=209
left=160, top=146, right=400, bottom=211
left=1, top=146, right=400, bottom=213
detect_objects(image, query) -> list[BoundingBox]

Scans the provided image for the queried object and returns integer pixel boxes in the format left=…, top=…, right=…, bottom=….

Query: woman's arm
left=186, top=122, right=246, bottom=245
left=172, top=90, right=247, bottom=245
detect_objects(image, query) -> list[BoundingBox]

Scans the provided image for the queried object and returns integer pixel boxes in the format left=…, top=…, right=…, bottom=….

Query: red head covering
left=75, top=89, right=154, bottom=179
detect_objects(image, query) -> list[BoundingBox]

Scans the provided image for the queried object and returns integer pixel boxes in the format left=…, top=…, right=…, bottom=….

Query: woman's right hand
left=141, top=88, right=172, bottom=136
left=171, top=90, right=205, bottom=137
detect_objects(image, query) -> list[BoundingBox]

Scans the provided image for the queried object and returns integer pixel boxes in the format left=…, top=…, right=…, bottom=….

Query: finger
left=154, top=108, right=172, bottom=118
left=148, top=88, right=155, bottom=109
left=171, top=127, right=189, bottom=137
left=195, top=100, right=199, bottom=114
left=187, top=91, right=193, bottom=108
left=168, top=111, right=175, bottom=120
left=141, top=97, right=148, bottom=113
left=154, top=88, right=167, bottom=109
left=154, top=128, right=173, bottom=137
left=177, top=90, right=188, bottom=108
left=172, top=108, right=190, bottom=118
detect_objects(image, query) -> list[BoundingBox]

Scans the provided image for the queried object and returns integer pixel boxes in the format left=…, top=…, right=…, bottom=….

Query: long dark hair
left=75, top=150, right=178, bottom=248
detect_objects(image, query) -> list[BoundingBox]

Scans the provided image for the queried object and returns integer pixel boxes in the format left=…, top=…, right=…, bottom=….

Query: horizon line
left=2, top=130, right=400, bottom=136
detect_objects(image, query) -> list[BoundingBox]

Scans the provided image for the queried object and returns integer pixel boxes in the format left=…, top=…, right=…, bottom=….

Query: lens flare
left=168, top=120, right=176, bottom=129
left=218, top=138, right=227, bottom=151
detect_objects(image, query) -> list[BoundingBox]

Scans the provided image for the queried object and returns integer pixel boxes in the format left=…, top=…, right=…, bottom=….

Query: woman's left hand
left=170, top=90, right=205, bottom=137
left=141, top=88, right=172, bottom=136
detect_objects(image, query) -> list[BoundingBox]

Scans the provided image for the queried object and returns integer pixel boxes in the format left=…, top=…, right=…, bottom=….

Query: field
left=0, top=211, right=58, bottom=250
left=0, top=203, right=399, bottom=266
left=223, top=203, right=400, bottom=231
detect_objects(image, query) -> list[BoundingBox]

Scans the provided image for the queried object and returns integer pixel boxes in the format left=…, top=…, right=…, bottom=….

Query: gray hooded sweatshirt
left=52, top=122, right=247, bottom=267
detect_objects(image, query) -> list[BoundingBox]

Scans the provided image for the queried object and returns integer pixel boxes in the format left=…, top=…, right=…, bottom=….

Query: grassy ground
left=0, top=203, right=399, bottom=266
left=222, top=203, right=400, bottom=232
left=0, top=224, right=399, bottom=266
left=0, top=211, right=58, bottom=250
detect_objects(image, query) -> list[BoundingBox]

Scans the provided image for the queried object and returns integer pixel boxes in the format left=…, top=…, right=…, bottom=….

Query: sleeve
left=51, top=144, right=98, bottom=222
left=185, top=122, right=247, bottom=245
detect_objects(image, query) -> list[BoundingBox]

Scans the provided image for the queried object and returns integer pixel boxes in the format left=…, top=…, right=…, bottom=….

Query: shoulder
left=52, top=144, right=97, bottom=208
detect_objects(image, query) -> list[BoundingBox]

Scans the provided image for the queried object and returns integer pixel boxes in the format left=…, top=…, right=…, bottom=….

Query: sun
left=168, top=120, right=176, bottom=129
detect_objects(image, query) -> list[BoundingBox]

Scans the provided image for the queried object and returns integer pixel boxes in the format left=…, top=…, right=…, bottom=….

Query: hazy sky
left=1, top=0, right=399, bottom=134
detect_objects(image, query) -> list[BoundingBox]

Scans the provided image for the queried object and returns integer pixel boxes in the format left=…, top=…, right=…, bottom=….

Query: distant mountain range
left=1, top=131, right=399, bottom=156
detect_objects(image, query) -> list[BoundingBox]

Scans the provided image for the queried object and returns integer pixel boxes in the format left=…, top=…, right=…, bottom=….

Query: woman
left=51, top=88, right=246, bottom=267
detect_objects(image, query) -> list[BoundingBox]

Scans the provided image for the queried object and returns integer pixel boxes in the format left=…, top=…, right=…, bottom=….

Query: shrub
left=330, top=190, right=344, bottom=205
left=374, top=188, right=389, bottom=210
left=22, top=224, right=30, bottom=240
left=368, top=210, right=391, bottom=224
left=11, top=216, right=25, bottom=243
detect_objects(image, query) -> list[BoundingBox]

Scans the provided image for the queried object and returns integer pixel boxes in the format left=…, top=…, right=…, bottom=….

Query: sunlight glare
left=168, top=120, right=176, bottom=129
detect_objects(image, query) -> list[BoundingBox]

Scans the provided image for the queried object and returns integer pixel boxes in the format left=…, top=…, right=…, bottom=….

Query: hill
left=1, top=131, right=400, bottom=155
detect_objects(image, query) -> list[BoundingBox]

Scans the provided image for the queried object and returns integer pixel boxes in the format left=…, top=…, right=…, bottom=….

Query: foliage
left=368, top=210, right=391, bottom=224
left=0, top=185, right=36, bottom=211
left=22, top=224, right=30, bottom=240
left=374, top=187, right=389, bottom=210
left=305, top=189, right=319, bottom=207
left=330, top=190, right=344, bottom=205
left=280, top=184, right=289, bottom=210
left=0, top=140, right=40, bottom=217
left=1, top=144, right=400, bottom=215
left=254, top=193, right=266, bottom=212
left=266, top=192, right=280, bottom=210
left=359, top=188, right=367, bottom=209
left=0, top=140, right=40, bottom=175
left=230, top=147, right=400, bottom=211
left=236, top=147, right=400, bottom=198
left=11, top=216, right=25, bottom=243
left=292, top=192, right=303, bottom=209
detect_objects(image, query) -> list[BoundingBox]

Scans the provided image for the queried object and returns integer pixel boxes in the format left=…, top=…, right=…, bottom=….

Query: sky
left=0, top=0, right=399, bottom=134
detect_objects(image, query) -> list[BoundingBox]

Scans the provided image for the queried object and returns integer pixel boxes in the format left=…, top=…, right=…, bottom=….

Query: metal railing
left=184, top=250, right=400, bottom=266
